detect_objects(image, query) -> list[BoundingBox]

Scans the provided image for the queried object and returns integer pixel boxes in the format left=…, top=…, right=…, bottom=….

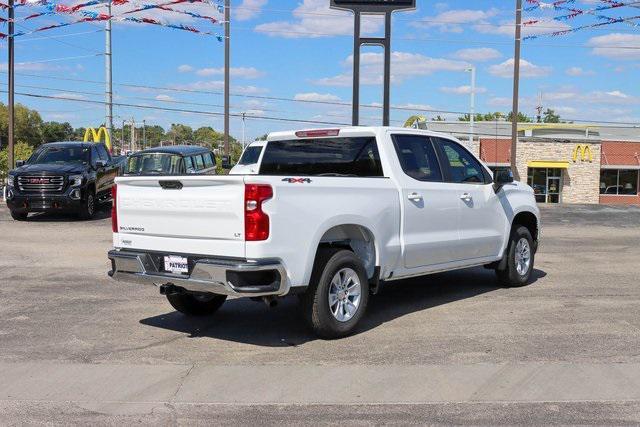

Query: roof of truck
left=134, top=145, right=212, bottom=156
left=267, top=126, right=456, bottom=141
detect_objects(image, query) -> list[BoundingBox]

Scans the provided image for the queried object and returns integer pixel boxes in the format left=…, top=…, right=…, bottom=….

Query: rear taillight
left=244, top=184, right=273, bottom=241
left=111, top=184, right=118, bottom=233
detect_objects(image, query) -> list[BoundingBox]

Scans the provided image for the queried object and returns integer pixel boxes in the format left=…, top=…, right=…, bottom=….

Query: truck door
left=432, top=138, right=506, bottom=261
left=391, top=134, right=464, bottom=269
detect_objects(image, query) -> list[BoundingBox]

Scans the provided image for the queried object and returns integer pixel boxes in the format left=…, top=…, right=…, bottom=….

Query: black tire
left=166, top=293, right=227, bottom=316
left=78, top=189, right=96, bottom=220
left=10, top=210, right=28, bottom=221
left=300, top=248, right=369, bottom=339
left=496, top=225, right=535, bottom=287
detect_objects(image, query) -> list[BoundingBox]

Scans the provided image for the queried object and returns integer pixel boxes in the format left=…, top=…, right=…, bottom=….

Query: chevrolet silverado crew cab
left=108, top=127, right=540, bottom=338
left=6, top=141, right=118, bottom=220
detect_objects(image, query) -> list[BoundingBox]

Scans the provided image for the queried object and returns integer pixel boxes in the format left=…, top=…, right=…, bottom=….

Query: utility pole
left=7, top=0, right=15, bottom=170
left=130, top=118, right=135, bottom=152
left=105, top=0, right=113, bottom=146
left=241, top=112, right=246, bottom=150
left=466, top=66, right=476, bottom=147
left=536, top=91, right=543, bottom=123
left=142, top=119, right=146, bottom=149
left=121, top=119, right=125, bottom=154
left=223, top=0, right=230, bottom=156
left=510, top=0, right=522, bottom=179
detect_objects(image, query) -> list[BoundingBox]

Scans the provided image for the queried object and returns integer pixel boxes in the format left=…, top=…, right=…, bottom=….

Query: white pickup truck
left=108, top=127, right=540, bottom=338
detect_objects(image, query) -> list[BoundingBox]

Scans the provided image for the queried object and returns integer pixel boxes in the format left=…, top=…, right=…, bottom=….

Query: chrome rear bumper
left=107, top=249, right=288, bottom=297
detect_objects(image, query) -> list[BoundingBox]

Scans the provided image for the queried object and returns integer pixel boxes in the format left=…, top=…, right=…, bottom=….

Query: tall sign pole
left=7, top=0, right=15, bottom=170
left=510, top=0, right=522, bottom=179
left=105, top=0, right=114, bottom=144
left=331, top=0, right=415, bottom=127
left=223, top=0, right=230, bottom=155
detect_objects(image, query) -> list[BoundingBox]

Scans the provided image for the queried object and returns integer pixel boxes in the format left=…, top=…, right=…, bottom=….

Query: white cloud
left=294, top=92, right=342, bottom=102
left=255, top=0, right=383, bottom=38
left=440, top=85, right=488, bottom=95
left=51, top=93, right=86, bottom=101
left=412, top=8, right=499, bottom=33
left=233, top=0, right=267, bottom=21
left=565, top=67, right=595, bottom=76
left=313, top=51, right=469, bottom=86
left=488, top=58, right=552, bottom=78
left=195, top=67, right=265, bottom=79
left=177, top=64, right=194, bottom=73
left=155, top=94, right=175, bottom=102
left=174, top=80, right=268, bottom=95
left=450, top=47, right=502, bottom=62
left=587, top=33, right=640, bottom=60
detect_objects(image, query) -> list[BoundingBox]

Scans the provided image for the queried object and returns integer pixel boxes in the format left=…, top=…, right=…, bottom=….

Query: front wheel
left=166, top=293, right=227, bottom=316
left=77, top=190, right=95, bottom=220
left=300, top=248, right=369, bottom=339
left=10, top=210, right=28, bottom=221
left=496, top=225, right=535, bottom=287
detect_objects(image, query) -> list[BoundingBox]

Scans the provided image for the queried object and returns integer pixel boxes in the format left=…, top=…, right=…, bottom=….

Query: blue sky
left=3, top=0, right=640, bottom=141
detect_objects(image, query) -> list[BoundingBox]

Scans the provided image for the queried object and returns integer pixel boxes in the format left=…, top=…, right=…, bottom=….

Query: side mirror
left=96, top=160, right=107, bottom=168
left=221, top=155, right=232, bottom=169
left=494, top=169, right=514, bottom=192
left=15, top=160, right=25, bottom=167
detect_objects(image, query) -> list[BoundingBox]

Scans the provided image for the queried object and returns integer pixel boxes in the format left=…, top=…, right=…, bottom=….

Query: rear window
left=194, top=155, right=205, bottom=170
left=259, top=137, right=383, bottom=177
left=238, top=146, right=263, bottom=165
left=125, top=153, right=184, bottom=175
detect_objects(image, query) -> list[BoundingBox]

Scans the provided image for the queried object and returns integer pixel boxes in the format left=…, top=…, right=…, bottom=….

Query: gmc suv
left=6, top=141, right=118, bottom=220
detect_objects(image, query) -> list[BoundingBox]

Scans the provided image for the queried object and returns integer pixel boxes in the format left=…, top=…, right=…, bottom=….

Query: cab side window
left=391, top=134, right=442, bottom=182
left=96, top=144, right=111, bottom=163
left=90, top=146, right=99, bottom=168
left=435, top=138, right=487, bottom=184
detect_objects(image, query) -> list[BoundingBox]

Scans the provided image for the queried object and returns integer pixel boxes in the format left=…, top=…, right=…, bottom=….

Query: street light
left=465, top=66, right=476, bottom=146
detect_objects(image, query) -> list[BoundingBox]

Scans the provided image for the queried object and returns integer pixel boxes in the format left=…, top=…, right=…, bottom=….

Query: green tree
left=42, top=121, right=74, bottom=143
left=507, top=111, right=532, bottom=123
left=0, top=103, right=44, bottom=147
left=542, top=108, right=561, bottom=123
left=0, top=142, right=34, bottom=180
left=194, top=126, right=223, bottom=147
left=255, top=133, right=268, bottom=141
left=167, top=124, right=194, bottom=144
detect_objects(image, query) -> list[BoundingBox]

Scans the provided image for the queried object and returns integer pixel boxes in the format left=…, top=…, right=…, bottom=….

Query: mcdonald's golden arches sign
left=83, top=127, right=111, bottom=151
left=572, top=144, right=593, bottom=163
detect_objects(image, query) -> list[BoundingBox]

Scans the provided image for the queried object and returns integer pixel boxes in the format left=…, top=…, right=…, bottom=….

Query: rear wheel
left=10, top=210, right=28, bottom=221
left=300, top=248, right=369, bottom=339
left=496, top=225, right=534, bottom=287
left=77, top=190, right=95, bottom=220
left=166, top=293, right=227, bottom=316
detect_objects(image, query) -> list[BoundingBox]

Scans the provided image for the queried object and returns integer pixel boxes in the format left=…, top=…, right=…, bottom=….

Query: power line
left=2, top=89, right=358, bottom=126
left=14, top=29, right=104, bottom=43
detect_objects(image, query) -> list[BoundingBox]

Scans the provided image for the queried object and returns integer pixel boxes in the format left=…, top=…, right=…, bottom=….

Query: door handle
left=460, top=193, right=472, bottom=201
left=408, top=192, right=423, bottom=201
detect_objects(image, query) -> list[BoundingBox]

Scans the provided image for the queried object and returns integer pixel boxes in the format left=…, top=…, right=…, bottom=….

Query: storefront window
left=600, top=169, right=639, bottom=195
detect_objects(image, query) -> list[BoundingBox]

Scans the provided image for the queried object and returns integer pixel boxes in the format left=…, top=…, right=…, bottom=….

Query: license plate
left=164, top=255, right=188, bottom=275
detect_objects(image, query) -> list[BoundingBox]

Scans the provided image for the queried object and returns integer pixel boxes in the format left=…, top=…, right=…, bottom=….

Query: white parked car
left=108, top=127, right=540, bottom=338
left=229, top=141, right=266, bottom=175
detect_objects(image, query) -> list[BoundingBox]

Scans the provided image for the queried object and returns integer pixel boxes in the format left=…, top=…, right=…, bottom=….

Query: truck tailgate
left=113, top=175, right=246, bottom=258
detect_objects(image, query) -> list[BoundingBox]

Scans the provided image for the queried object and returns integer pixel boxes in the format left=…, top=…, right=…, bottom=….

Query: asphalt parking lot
left=1, top=203, right=640, bottom=425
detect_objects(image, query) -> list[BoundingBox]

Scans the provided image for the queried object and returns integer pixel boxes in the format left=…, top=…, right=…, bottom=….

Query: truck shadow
left=139, top=267, right=546, bottom=347
left=19, top=206, right=112, bottom=222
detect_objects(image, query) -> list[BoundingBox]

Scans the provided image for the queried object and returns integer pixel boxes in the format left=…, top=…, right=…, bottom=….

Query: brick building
left=426, top=122, right=640, bottom=205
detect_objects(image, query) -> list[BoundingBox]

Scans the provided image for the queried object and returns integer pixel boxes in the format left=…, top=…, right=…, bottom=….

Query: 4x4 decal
left=282, top=178, right=312, bottom=184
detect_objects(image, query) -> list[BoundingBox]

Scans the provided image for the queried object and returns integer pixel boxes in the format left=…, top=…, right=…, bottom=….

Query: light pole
left=465, top=66, right=476, bottom=146
left=241, top=112, right=246, bottom=151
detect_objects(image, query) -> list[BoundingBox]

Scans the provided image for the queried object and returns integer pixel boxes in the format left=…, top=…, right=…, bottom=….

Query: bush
left=0, top=142, right=33, bottom=182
